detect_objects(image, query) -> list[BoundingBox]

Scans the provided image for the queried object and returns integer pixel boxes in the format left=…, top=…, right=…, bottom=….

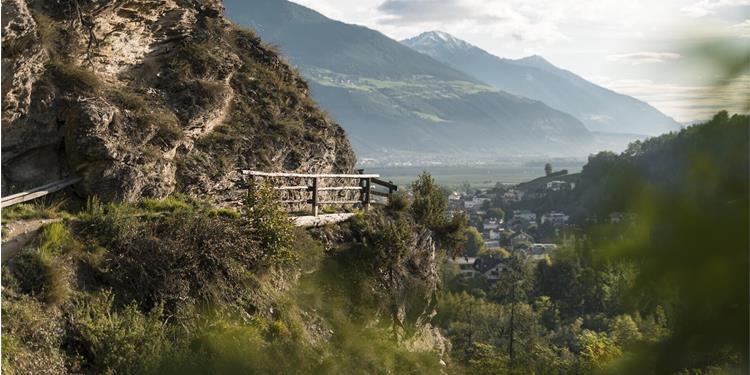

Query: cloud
left=680, top=0, right=750, bottom=18
left=375, top=0, right=567, bottom=43
left=605, top=52, right=682, bottom=65
left=377, top=0, right=474, bottom=22
left=730, top=19, right=750, bottom=37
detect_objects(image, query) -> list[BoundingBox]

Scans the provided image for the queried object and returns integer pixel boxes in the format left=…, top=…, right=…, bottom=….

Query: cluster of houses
left=446, top=180, right=637, bottom=282
left=447, top=189, right=571, bottom=282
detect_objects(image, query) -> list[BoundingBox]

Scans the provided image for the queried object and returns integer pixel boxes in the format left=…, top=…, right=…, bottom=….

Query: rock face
left=1, top=0, right=355, bottom=202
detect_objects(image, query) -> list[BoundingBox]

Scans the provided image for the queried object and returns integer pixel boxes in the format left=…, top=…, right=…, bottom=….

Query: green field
left=368, top=162, right=585, bottom=189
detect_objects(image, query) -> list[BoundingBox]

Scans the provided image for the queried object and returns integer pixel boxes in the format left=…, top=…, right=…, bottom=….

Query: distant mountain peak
left=518, top=54, right=548, bottom=63
left=402, top=30, right=473, bottom=52
left=515, top=54, right=556, bottom=70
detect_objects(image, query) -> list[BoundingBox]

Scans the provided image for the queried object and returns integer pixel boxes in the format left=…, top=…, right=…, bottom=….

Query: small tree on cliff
left=411, top=171, right=447, bottom=229
left=245, top=180, right=296, bottom=266
left=411, top=171, right=467, bottom=255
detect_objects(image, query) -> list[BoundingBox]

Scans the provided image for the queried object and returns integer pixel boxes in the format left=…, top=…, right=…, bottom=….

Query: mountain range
left=223, top=0, right=679, bottom=162
left=402, top=31, right=681, bottom=136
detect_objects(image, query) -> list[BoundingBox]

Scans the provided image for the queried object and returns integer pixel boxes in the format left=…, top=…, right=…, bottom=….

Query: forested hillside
left=443, top=111, right=748, bottom=373
left=507, top=111, right=748, bottom=222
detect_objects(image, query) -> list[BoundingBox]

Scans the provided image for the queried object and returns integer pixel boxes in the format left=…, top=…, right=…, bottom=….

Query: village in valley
left=445, top=165, right=632, bottom=283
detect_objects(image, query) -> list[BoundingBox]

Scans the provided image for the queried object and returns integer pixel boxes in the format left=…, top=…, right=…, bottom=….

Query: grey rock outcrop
left=1, top=0, right=356, bottom=201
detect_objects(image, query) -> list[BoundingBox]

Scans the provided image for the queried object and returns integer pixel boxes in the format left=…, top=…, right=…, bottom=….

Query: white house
left=530, top=243, right=557, bottom=255
left=513, top=210, right=537, bottom=222
left=483, top=218, right=501, bottom=231
left=474, top=257, right=508, bottom=281
left=464, top=197, right=490, bottom=210
left=546, top=180, right=575, bottom=191
left=521, top=244, right=557, bottom=262
left=487, top=229, right=501, bottom=240
left=484, top=240, right=501, bottom=249
left=510, top=231, right=534, bottom=250
left=451, top=257, right=478, bottom=278
left=482, top=263, right=507, bottom=281
left=541, top=211, right=569, bottom=225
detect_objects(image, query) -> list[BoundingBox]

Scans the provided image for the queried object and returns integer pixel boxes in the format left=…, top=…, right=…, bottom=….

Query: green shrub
left=1, top=199, right=68, bottom=222
left=69, top=291, right=167, bottom=374
left=167, top=41, right=226, bottom=80
left=141, top=195, right=192, bottom=213
left=245, top=180, right=297, bottom=266
left=110, top=88, right=148, bottom=110
left=388, top=191, right=410, bottom=212
left=110, top=88, right=183, bottom=145
left=154, top=118, right=184, bottom=143
left=21, top=248, right=71, bottom=305
left=1, top=295, right=67, bottom=374
left=39, top=221, right=77, bottom=253
left=410, top=171, right=447, bottom=229
left=209, top=207, right=241, bottom=219
left=410, top=171, right=467, bottom=254
left=7, top=222, right=79, bottom=305
left=50, top=62, right=101, bottom=94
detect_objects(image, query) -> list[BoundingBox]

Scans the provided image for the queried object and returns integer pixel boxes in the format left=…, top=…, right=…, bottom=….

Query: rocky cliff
left=1, top=0, right=355, bottom=202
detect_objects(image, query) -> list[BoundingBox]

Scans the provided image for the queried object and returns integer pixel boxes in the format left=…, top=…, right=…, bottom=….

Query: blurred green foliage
left=436, top=112, right=748, bottom=374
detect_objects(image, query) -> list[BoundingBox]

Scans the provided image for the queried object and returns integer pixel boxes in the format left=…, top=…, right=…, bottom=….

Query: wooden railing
left=240, top=170, right=397, bottom=216
left=1, top=177, right=81, bottom=208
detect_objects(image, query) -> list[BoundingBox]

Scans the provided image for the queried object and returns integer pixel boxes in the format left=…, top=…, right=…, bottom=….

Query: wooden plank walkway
left=291, top=213, right=357, bottom=228
left=1, top=177, right=81, bottom=208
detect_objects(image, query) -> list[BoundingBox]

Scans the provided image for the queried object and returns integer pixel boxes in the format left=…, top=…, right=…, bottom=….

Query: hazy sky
left=292, top=0, right=749, bottom=123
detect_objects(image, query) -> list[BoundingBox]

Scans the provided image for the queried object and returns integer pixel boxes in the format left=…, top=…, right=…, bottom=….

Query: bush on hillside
left=411, top=171, right=467, bottom=255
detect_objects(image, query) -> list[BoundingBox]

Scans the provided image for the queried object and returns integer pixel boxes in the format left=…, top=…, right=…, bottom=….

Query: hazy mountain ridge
left=224, top=0, right=599, bottom=161
left=402, top=31, right=682, bottom=136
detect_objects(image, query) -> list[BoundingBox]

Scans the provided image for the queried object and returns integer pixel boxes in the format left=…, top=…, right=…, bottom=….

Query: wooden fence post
left=364, top=178, right=371, bottom=211
left=357, top=169, right=365, bottom=209
left=312, top=177, right=319, bottom=216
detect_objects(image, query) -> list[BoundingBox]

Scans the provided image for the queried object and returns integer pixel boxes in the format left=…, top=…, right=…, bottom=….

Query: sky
left=292, top=0, right=749, bottom=123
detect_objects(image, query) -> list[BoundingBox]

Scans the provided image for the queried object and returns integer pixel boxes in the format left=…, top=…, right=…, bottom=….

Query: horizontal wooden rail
left=1, top=177, right=81, bottom=208
left=318, top=200, right=362, bottom=205
left=318, top=186, right=363, bottom=191
left=371, top=178, right=397, bottom=191
left=242, top=170, right=379, bottom=179
left=274, top=186, right=310, bottom=191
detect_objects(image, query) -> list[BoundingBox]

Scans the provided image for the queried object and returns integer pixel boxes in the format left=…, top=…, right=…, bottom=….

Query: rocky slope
left=1, top=0, right=355, bottom=202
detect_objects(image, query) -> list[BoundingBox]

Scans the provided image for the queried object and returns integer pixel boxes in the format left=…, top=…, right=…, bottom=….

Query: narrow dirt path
left=1, top=218, right=61, bottom=262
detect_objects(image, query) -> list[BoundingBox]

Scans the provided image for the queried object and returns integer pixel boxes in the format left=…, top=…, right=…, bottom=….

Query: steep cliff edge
left=1, top=0, right=355, bottom=202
